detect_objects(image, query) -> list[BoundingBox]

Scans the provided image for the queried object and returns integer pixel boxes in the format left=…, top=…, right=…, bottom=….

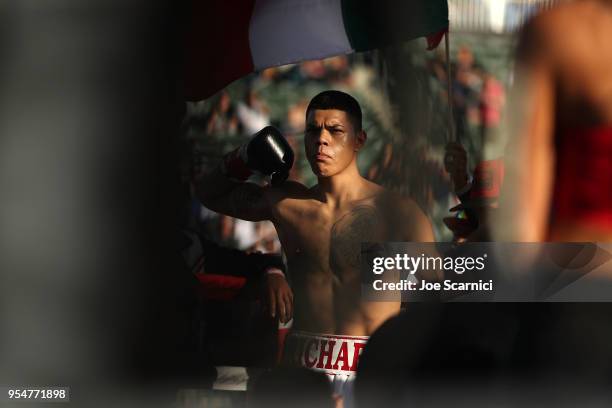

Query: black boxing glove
left=223, top=126, right=294, bottom=186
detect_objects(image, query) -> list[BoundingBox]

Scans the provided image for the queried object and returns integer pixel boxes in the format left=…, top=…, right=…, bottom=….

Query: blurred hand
left=444, top=142, right=468, bottom=191
left=264, top=272, right=293, bottom=324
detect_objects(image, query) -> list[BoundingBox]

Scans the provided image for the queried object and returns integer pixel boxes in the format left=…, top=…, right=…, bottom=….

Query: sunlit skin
left=197, top=107, right=434, bottom=336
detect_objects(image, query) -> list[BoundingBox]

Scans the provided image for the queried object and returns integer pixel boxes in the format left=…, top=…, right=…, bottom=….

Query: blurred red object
left=196, top=273, right=247, bottom=301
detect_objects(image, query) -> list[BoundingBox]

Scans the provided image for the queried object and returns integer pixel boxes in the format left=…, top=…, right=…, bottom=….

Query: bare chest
left=277, top=202, right=386, bottom=279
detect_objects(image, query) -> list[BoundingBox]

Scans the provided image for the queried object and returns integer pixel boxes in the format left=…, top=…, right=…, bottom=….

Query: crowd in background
left=177, top=26, right=612, bottom=408
left=176, top=3, right=612, bottom=407
left=182, top=42, right=506, bottom=252
left=431, top=45, right=505, bottom=156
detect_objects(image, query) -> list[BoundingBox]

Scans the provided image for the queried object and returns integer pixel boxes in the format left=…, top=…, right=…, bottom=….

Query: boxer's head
left=304, top=90, right=366, bottom=177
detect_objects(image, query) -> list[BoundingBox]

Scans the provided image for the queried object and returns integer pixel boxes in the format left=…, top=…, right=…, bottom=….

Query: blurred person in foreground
left=496, top=0, right=612, bottom=242
left=180, top=172, right=292, bottom=371
left=248, top=367, right=335, bottom=408
left=195, top=90, right=434, bottom=405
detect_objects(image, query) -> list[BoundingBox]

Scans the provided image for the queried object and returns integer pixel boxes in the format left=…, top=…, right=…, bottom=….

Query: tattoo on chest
left=329, top=205, right=384, bottom=275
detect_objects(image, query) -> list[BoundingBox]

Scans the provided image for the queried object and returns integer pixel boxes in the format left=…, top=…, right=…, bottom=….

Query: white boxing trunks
left=283, top=331, right=369, bottom=407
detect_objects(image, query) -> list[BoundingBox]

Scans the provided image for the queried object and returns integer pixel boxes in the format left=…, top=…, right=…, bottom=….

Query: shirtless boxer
left=496, top=0, right=612, bottom=242
left=195, top=90, right=434, bottom=402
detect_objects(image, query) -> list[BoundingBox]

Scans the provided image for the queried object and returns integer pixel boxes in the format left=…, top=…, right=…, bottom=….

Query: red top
left=552, top=127, right=612, bottom=228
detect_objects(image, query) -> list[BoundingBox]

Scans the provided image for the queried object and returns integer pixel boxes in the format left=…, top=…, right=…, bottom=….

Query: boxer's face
left=304, top=109, right=365, bottom=177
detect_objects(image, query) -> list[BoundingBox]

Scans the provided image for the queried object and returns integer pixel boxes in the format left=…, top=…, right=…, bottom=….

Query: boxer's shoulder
left=264, top=181, right=317, bottom=217
left=373, top=189, right=413, bottom=211
left=375, top=190, right=434, bottom=241
left=347, top=179, right=385, bottom=205
left=264, top=180, right=312, bottom=203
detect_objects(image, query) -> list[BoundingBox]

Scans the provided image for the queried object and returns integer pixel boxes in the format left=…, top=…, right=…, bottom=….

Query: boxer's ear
left=355, top=130, right=367, bottom=151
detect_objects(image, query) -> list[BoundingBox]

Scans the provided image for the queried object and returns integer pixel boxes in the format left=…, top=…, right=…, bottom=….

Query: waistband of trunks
left=284, top=331, right=369, bottom=376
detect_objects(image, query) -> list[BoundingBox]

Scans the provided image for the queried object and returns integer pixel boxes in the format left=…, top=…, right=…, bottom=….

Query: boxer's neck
left=316, top=162, right=365, bottom=207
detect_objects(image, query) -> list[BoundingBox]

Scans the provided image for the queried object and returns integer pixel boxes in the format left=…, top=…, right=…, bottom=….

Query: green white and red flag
left=185, top=0, right=449, bottom=101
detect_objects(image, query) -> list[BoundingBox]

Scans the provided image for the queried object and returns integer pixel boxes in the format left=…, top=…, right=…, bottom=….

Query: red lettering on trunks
left=349, top=342, right=365, bottom=371
left=316, top=340, right=336, bottom=369
left=332, top=341, right=349, bottom=370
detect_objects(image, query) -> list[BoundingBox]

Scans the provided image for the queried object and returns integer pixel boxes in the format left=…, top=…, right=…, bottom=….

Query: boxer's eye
left=305, top=126, right=320, bottom=136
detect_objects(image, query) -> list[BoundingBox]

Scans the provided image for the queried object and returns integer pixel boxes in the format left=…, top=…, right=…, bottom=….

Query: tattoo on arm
left=227, top=183, right=270, bottom=221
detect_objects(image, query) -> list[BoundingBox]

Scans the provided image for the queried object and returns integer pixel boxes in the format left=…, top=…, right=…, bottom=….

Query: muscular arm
left=193, top=164, right=272, bottom=222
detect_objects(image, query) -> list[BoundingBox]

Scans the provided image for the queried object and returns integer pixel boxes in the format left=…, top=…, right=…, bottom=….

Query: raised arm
left=194, top=126, right=294, bottom=222
left=194, top=166, right=271, bottom=221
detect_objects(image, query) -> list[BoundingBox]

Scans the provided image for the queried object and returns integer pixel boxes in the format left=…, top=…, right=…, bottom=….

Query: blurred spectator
left=478, top=72, right=505, bottom=147
left=479, top=73, right=505, bottom=130
left=355, top=304, right=521, bottom=408
left=259, top=66, right=281, bottom=83
left=428, top=51, right=448, bottom=84
left=452, top=46, right=482, bottom=143
left=237, top=88, right=271, bottom=134
left=443, top=141, right=476, bottom=241
left=286, top=100, right=307, bottom=135
left=284, top=100, right=309, bottom=182
left=180, top=179, right=292, bottom=368
left=233, top=218, right=259, bottom=250
left=254, top=221, right=282, bottom=253
left=206, top=91, right=240, bottom=135
left=325, top=55, right=352, bottom=86
left=456, top=45, right=474, bottom=71
left=444, top=142, right=470, bottom=194
left=444, top=142, right=504, bottom=242
left=180, top=228, right=289, bottom=368
left=299, top=59, right=327, bottom=82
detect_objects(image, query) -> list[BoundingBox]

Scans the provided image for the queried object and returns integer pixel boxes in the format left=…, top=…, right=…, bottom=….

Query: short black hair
left=306, top=90, right=362, bottom=132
